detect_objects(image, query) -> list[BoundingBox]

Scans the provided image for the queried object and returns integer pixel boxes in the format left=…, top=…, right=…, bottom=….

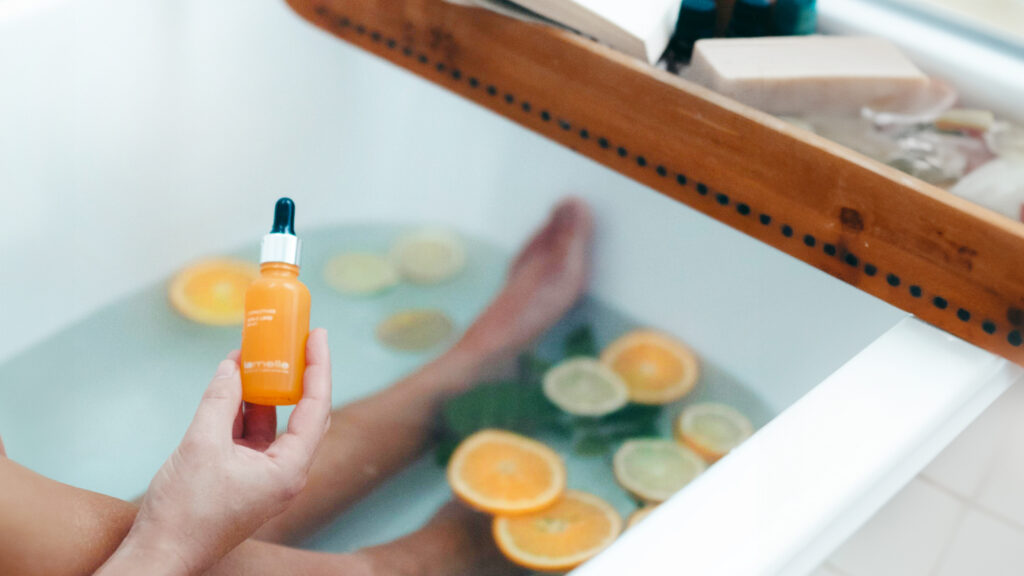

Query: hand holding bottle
left=96, top=328, right=332, bottom=576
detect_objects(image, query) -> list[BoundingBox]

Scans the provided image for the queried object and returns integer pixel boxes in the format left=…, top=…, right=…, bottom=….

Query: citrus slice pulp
left=601, top=330, right=699, bottom=405
left=626, top=505, right=657, bottom=530
left=447, top=429, right=566, bottom=515
left=390, top=228, right=466, bottom=285
left=676, top=402, right=754, bottom=463
left=376, top=309, right=454, bottom=352
left=542, top=357, right=629, bottom=417
left=168, top=259, right=259, bottom=326
left=323, top=252, right=399, bottom=295
left=493, top=490, right=622, bottom=572
left=613, top=438, right=706, bottom=503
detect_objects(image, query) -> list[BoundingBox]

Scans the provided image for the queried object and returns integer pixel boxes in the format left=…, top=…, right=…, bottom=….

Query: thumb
left=188, top=357, right=243, bottom=442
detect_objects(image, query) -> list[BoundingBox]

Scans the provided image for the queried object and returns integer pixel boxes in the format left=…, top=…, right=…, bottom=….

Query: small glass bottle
left=726, top=0, right=774, bottom=37
left=668, top=0, right=718, bottom=64
left=240, top=198, right=311, bottom=406
left=773, top=0, right=817, bottom=35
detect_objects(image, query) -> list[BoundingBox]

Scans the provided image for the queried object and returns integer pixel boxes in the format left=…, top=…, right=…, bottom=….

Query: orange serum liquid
left=240, top=198, right=310, bottom=406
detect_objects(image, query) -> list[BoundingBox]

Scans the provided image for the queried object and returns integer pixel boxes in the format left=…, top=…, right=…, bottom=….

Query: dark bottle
left=726, top=0, right=773, bottom=37
left=773, top=0, right=817, bottom=35
left=668, top=0, right=718, bottom=64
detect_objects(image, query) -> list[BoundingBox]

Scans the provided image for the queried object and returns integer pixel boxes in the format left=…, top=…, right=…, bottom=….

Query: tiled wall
left=814, top=382, right=1024, bottom=575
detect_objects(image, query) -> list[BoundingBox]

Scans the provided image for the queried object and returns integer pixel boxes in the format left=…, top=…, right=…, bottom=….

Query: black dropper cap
left=271, top=197, right=296, bottom=235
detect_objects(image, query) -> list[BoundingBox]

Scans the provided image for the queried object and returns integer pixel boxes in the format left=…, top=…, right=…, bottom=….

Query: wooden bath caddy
left=288, top=0, right=1024, bottom=364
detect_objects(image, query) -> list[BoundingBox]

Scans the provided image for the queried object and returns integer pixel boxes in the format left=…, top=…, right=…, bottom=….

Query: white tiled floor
left=829, top=479, right=963, bottom=576
left=810, top=565, right=845, bottom=576
left=816, top=383, right=1024, bottom=576
left=935, top=511, right=1024, bottom=576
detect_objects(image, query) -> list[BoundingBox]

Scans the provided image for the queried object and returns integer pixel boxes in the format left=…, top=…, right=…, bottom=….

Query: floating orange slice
left=626, top=505, right=658, bottom=530
left=168, top=259, right=258, bottom=326
left=601, top=330, right=699, bottom=405
left=447, top=430, right=566, bottom=516
left=493, top=490, right=622, bottom=572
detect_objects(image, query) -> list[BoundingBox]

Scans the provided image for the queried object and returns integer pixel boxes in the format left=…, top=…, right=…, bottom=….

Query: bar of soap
left=688, top=36, right=929, bottom=116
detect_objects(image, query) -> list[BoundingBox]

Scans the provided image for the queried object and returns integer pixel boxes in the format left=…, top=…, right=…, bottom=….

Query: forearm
left=356, top=501, right=520, bottom=576
left=0, top=457, right=373, bottom=576
left=95, top=534, right=192, bottom=576
left=99, top=527, right=377, bottom=576
left=0, top=457, right=137, bottom=576
left=88, top=511, right=379, bottom=576
left=209, top=540, right=373, bottom=576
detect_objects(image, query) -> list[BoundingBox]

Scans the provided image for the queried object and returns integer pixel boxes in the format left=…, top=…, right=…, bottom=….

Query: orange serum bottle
left=240, top=198, right=310, bottom=406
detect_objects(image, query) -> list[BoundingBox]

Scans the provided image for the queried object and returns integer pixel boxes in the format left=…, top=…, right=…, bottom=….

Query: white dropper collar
left=259, top=198, right=302, bottom=266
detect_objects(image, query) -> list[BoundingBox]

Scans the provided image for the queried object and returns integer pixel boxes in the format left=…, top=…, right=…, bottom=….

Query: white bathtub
left=1, top=1, right=1020, bottom=574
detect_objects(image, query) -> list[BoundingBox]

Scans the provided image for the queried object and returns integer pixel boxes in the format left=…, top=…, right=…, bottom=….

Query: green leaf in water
left=437, top=377, right=564, bottom=452
left=435, top=436, right=459, bottom=466
left=568, top=404, right=663, bottom=456
left=517, top=352, right=552, bottom=388
left=435, top=332, right=668, bottom=465
left=601, top=419, right=661, bottom=443
left=563, top=325, right=599, bottom=358
left=601, top=403, right=663, bottom=425
left=573, top=432, right=612, bottom=456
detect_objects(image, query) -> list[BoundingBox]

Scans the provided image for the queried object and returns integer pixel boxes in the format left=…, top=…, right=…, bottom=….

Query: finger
left=243, top=402, right=278, bottom=446
left=0, top=435, right=6, bottom=458
left=229, top=349, right=244, bottom=439
left=268, top=328, right=332, bottom=469
left=187, top=358, right=243, bottom=443
left=232, top=405, right=244, bottom=440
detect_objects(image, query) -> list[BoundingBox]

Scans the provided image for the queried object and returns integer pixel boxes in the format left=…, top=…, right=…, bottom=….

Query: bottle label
left=243, top=359, right=291, bottom=374
left=245, top=308, right=277, bottom=327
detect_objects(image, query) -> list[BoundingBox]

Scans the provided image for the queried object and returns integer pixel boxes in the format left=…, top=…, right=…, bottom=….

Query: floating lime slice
left=675, top=402, right=753, bottom=463
left=323, top=252, right=399, bottom=296
left=390, top=229, right=466, bottom=285
left=613, top=439, right=706, bottom=503
left=376, top=309, right=454, bottom=352
left=542, top=357, right=629, bottom=417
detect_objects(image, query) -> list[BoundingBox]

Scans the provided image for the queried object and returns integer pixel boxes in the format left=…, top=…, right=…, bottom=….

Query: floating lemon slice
left=613, top=439, right=706, bottom=503
left=168, top=259, right=259, bottom=326
left=601, top=330, right=699, bottom=405
left=390, top=229, right=466, bottom=285
left=493, top=490, right=622, bottom=573
left=542, top=357, right=630, bottom=417
left=376, top=309, right=454, bottom=352
left=675, top=402, right=754, bottom=463
left=447, top=429, right=566, bottom=516
left=323, top=252, right=399, bottom=296
left=626, top=505, right=657, bottom=530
